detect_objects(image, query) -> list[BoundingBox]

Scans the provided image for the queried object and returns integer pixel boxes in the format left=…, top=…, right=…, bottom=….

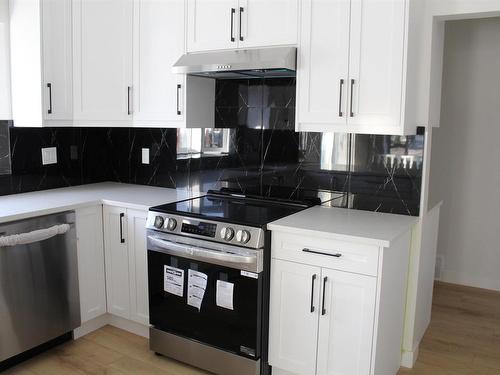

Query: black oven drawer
left=148, top=250, right=263, bottom=359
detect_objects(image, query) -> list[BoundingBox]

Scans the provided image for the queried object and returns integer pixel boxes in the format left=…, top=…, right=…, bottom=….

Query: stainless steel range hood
left=172, top=47, right=296, bottom=79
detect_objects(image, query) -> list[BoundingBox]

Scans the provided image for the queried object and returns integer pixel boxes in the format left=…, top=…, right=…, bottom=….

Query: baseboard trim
left=73, top=314, right=150, bottom=340
left=73, top=314, right=109, bottom=339
left=401, top=345, right=419, bottom=368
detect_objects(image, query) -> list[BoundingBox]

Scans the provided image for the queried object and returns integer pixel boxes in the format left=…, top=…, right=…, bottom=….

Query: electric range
left=146, top=189, right=318, bottom=375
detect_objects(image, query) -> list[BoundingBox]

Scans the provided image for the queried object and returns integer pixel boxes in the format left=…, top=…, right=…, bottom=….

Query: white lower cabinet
left=269, top=230, right=411, bottom=375
left=127, top=209, right=149, bottom=325
left=269, top=260, right=375, bottom=375
left=269, top=260, right=321, bottom=374
left=316, top=268, right=376, bottom=375
left=75, top=205, right=107, bottom=323
left=103, top=205, right=149, bottom=325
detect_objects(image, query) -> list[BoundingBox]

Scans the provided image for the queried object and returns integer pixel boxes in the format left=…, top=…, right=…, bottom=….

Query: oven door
left=147, top=231, right=264, bottom=359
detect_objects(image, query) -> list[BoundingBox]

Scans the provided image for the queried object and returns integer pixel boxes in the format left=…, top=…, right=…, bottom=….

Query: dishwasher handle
left=0, top=224, right=71, bottom=247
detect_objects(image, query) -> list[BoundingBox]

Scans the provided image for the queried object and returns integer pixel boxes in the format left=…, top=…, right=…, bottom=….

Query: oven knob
left=165, top=218, right=177, bottom=231
left=220, top=227, right=235, bottom=241
left=236, top=229, right=251, bottom=244
left=154, top=216, right=164, bottom=229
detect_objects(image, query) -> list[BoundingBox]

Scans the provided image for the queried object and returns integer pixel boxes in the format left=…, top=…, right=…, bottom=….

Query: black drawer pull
left=322, top=276, right=328, bottom=315
left=119, top=213, right=125, bottom=243
left=310, top=274, right=317, bottom=313
left=302, top=248, right=342, bottom=258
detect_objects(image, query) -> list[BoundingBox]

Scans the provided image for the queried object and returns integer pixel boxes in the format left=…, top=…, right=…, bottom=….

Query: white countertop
left=0, top=182, right=201, bottom=224
left=268, top=206, right=418, bottom=247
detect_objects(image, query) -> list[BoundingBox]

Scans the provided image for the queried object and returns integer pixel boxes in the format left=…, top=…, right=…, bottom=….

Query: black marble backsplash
left=0, top=78, right=424, bottom=216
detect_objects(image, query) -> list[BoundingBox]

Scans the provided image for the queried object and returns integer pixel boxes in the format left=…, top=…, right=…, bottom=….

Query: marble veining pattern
left=0, top=79, right=424, bottom=216
left=0, top=121, right=11, bottom=176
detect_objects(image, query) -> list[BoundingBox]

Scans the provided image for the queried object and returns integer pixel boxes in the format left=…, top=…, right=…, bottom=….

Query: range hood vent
left=172, top=47, right=296, bottom=79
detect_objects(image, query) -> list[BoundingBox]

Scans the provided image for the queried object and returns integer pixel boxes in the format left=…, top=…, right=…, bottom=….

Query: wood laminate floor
left=4, top=282, right=500, bottom=375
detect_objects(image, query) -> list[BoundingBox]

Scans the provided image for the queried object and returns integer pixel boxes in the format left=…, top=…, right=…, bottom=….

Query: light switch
left=142, top=148, right=150, bottom=165
left=41, top=147, right=57, bottom=165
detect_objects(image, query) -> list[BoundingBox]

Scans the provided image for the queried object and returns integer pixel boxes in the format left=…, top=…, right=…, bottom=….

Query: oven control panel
left=146, top=211, right=264, bottom=249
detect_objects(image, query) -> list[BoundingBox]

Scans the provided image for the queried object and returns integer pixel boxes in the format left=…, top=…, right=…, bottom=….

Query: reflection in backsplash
left=0, top=78, right=424, bottom=216
left=0, top=121, right=11, bottom=175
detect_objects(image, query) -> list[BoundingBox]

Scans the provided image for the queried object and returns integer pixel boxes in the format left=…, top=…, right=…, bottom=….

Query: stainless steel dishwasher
left=0, top=211, right=81, bottom=364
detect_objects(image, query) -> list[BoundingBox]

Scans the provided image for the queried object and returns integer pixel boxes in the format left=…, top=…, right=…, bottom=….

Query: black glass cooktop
left=151, top=193, right=314, bottom=228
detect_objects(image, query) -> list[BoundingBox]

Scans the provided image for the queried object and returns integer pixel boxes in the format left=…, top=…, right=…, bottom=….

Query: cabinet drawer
left=272, top=232, right=380, bottom=276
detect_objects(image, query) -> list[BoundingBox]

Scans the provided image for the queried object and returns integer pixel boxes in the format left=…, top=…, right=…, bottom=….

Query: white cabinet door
left=269, top=259, right=321, bottom=375
left=73, top=0, right=133, bottom=124
left=347, top=0, right=406, bottom=131
left=132, top=0, right=185, bottom=127
left=127, top=209, right=149, bottom=325
left=187, top=0, right=239, bottom=52
left=296, top=0, right=350, bottom=131
left=75, top=205, right=106, bottom=323
left=316, top=268, right=376, bottom=375
left=103, top=205, right=131, bottom=319
left=41, top=0, right=72, bottom=123
left=238, top=0, right=298, bottom=48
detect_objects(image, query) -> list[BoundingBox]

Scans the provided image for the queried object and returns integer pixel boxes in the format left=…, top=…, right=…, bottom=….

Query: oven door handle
left=148, top=236, right=257, bottom=266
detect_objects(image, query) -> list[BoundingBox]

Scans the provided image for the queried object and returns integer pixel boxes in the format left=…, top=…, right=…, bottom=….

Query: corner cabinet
left=9, top=0, right=73, bottom=127
left=269, top=231, right=412, bottom=375
left=186, top=0, right=298, bottom=52
left=296, top=0, right=425, bottom=135
left=75, top=205, right=107, bottom=323
left=103, top=205, right=149, bottom=325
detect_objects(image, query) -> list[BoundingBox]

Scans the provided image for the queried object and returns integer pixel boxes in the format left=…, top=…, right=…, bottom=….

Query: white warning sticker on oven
left=164, top=266, right=184, bottom=297
left=187, top=269, right=208, bottom=311
left=216, top=280, right=234, bottom=310
left=241, top=270, right=258, bottom=279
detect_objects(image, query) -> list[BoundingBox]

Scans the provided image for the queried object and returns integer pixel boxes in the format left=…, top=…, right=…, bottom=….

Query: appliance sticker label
left=241, top=270, right=258, bottom=279
left=216, top=280, right=234, bottom=310
left=187, top=269, right=208, bottom=311
left=164, top=266, right=184, bottom=297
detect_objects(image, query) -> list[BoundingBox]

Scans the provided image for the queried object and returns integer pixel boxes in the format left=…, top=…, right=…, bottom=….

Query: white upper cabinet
left=9, top=0, right=73, bottom=127
left=187, top=0, right=298, bottom=52
left=347, top=0, right=405, bottom=132
left=296, top=0, right=350, bottom=128
left=296, top=0, right=425, bottom=135
left=73, top=0, right=133, bottom=125
left=187, top=0, right=238, bottom=52
left=237, top=0, right=298, bottom=49
left=132, top=0, right=186, bottom=127
left=42, top=0, right=73, bottom=124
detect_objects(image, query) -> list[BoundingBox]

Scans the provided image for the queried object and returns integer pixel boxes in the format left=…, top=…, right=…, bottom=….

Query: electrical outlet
left=41, top=147, right=57, bottom=165
left=142, top=148, right=150, bottom=165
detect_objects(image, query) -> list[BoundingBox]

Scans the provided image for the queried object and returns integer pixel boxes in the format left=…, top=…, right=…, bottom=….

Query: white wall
left=0, top=0, right=12, bottom=119
left=430, top=18, right=500, bottom=291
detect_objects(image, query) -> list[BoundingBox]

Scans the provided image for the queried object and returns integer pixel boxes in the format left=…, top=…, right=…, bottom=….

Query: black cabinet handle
left=176, top=84, right=181, bottom=115
left=47, top=83, right=53, bottom=114
left=338, top=79, right=344, bottom=117
left=230, top=8, right=235, bottom=42
left=302, top=248, right=342, bottom=258
left=310, top=274, right=317, bottom=313
left=350, top=79, right=355, bottom=117
left=119, top=213, right=125, bottom=243
left=127, top=86, right=132, bottom=115
left=322, top=276, right=328, bottom=316
left=239, top=7, right=244, bottom=41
